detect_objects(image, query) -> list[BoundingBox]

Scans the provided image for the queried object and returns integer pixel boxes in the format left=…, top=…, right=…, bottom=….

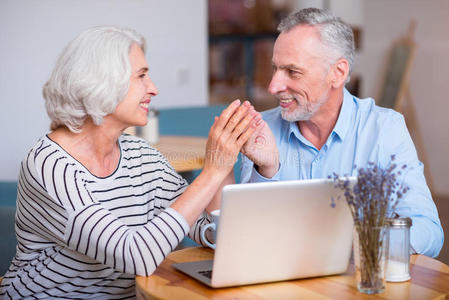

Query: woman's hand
left=203, top=99, right=262, bottom=179
left=171, top=100, right=261, bottom=226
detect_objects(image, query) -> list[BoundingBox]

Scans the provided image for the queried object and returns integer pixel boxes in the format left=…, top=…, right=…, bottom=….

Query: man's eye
left=288, top=69, right=300, bottom=76
left=139, top=74, right=146, bottom=78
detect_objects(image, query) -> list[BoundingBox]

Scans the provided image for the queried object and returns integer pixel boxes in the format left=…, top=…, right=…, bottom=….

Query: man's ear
left=330, top=58, right=350, bottom=88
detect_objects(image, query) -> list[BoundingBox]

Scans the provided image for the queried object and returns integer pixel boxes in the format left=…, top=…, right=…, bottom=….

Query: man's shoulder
left=352, top=95, right=404, bottom=124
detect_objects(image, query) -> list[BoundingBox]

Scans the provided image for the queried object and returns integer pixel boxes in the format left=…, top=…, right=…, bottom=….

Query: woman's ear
left=330, top=58, right=350, bottom=88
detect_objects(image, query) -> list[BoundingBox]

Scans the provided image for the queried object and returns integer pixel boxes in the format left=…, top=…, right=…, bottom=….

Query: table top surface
left=136, top=247, right=449, bottom=300
left=152, top=135, right=207, bottom=172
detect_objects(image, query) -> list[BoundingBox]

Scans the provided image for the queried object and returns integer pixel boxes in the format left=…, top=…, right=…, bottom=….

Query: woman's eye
left=139, top=73, right=146, bottom=78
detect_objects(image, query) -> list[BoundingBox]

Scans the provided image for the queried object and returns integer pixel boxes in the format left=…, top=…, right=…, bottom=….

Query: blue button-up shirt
left=241, top=89, right=443, bottom=257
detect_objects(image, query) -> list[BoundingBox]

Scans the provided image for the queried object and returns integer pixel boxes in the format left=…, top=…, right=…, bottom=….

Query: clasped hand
left=204, top=99, right=279, bottom=179
left=241, top=117, right=279, bottom=178
left=203, top=100, right=262, bottom=178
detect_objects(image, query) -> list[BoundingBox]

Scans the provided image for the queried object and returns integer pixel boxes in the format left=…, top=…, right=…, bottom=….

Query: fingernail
left=233, top=99, right=241, bottom=106
left=243, top=101, right=250, bottom=107
left=252, top=119, right=261, bottom=127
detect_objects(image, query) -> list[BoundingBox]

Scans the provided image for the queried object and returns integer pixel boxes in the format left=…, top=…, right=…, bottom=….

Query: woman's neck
left=48, top=119, right=122, bottom=177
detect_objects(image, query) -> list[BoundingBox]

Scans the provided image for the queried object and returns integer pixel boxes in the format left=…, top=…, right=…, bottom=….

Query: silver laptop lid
left=211, top=178, right=354, bottom=287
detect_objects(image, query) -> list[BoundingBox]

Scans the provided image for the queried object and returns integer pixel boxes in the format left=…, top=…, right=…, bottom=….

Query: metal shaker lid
left=386, top=217, right=412, bottom=227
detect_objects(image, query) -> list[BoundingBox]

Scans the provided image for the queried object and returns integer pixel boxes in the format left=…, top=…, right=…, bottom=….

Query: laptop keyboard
left=198, top=270, right=213, bottom=279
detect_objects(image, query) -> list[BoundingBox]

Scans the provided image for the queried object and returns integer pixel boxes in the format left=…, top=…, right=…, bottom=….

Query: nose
left=268, top=71, right=287, bottom=95
left=146, top=76, right=159, bottom=96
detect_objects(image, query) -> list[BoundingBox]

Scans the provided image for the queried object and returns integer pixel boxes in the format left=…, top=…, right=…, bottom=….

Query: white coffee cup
left=200, top=209, right=220, bottom=249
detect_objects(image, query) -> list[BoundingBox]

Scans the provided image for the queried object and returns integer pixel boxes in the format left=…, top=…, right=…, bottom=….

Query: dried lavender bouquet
left=331, top=155, right=409, bottom=291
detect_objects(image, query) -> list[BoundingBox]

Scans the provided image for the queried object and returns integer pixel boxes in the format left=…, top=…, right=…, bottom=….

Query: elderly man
left=237, top=8, right=443, bottom=257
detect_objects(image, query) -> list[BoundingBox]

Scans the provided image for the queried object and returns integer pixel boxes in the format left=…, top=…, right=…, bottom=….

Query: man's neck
left=296, top=89, right=344, bottom=150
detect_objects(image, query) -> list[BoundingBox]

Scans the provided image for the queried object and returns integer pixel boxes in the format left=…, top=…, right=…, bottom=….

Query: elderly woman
left=0, top=26, right=261, bottom=299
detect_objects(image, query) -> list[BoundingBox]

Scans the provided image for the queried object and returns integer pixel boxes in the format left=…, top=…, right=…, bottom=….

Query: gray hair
left=43, top=25, right=146, bottom=133
left=278, top=7, right=355, bottom=81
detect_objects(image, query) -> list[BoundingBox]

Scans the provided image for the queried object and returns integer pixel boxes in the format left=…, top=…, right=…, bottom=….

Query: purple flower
left=331, top=155, right=409, bottom=228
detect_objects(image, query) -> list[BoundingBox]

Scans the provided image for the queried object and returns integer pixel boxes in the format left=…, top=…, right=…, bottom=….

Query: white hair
left=278, top=8, right=355, bottom=82
left=43, top=25, right=146, bottom=133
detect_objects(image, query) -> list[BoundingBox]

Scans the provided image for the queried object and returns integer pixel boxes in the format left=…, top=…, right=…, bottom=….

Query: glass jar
left=141, top=108, right=159, bottom=144
left=353, top=226, right=389, bottom=294
left=385, top=217, right=412, bottom=282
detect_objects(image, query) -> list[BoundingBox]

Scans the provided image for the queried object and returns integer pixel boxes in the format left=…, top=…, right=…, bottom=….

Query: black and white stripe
left=0, top=134, right=209, bottom=299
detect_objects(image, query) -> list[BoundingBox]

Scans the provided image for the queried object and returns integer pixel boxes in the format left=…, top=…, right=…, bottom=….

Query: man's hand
left=241, top=119, right=279, bottom=178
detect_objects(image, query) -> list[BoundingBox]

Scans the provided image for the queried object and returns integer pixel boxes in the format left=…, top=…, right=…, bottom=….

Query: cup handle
left=200, top=223, right=216, bottom=249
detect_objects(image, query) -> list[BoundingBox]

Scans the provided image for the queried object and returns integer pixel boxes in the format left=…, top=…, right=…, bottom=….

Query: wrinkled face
left=269, top=25, right=334, bottom=122
left=112, top=43, right=158, bottom=128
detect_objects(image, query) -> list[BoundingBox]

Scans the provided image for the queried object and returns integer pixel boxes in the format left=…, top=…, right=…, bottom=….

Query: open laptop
left=172, top=178, right=355, bottom=288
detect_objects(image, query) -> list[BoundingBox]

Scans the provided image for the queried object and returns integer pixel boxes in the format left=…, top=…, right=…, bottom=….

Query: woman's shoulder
left=26, top=135, right=65, bottom=162
left=119, top=134, right=161, bottom=156
left=20, top=135, right=85, bottom=186
left=119, top=134, right=171, bottom=165
left=118, top=134, right=181, bottom=178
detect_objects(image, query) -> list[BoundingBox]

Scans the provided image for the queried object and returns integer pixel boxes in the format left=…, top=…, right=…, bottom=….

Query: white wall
left=0, top=0, right=207, bottom=181
left=354, top=0, right=449, bottom=196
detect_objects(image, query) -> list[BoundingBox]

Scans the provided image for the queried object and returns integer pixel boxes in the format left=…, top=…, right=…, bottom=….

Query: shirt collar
left=332, top=88, right=354, bottom=142
left=287, top=117, right=302, bottom=142
left=287, top=116, right=315, bottom=148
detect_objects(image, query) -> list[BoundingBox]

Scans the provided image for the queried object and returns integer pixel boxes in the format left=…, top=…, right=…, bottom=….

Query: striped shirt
left=0, top=134, right=210, bottom=299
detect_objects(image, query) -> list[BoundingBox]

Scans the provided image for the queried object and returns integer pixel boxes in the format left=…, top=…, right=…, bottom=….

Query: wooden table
left=153, top=136, right=207, bottom=172
left=136, top=247, right=449, bottom=300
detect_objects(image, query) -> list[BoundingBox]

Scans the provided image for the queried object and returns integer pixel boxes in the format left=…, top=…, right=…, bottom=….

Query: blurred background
left=0, top=0, right=448, bottom=263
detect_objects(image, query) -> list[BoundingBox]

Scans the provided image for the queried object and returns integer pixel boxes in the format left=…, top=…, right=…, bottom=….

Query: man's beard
left=280, top=93, right=328, bottom=122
